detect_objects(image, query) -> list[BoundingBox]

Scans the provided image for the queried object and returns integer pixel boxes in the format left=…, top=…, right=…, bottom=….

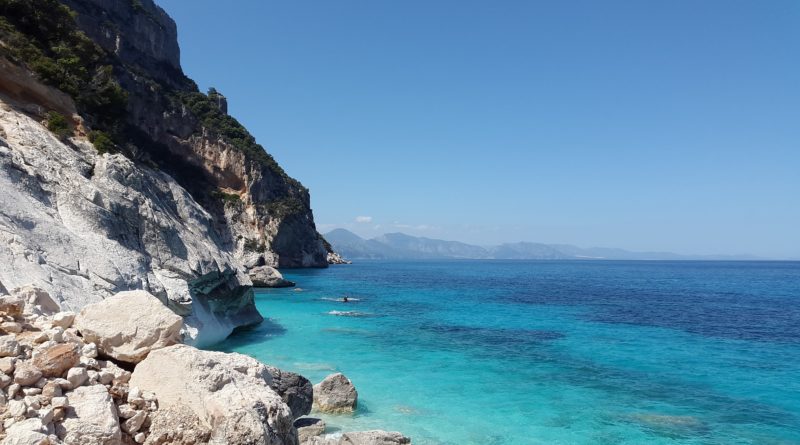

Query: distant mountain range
left=324, top=229, right=761, bottom=261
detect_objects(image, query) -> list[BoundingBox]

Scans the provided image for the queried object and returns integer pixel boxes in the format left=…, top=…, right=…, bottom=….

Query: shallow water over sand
left=215, top=260, right=800, bottom=445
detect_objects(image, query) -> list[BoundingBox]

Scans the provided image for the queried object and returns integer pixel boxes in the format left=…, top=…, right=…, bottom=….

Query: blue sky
left=158, top=0, right=799, bottom=258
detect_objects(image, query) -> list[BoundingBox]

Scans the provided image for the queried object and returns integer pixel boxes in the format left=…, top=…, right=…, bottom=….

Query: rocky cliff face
left=0, top=84, right=259, bottom=346
left=0, top=0, right=336, bottom=343
left=60, top=0, right=329, bottom=269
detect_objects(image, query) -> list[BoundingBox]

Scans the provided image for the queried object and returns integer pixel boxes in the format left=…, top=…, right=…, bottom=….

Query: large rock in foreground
left=74, top=290, right=183, bottom=363
left=313, top=373, right=358, bottom=414
left=130, top=344, right=296, bottom=445
left=62, top=385, right=122, bottom=445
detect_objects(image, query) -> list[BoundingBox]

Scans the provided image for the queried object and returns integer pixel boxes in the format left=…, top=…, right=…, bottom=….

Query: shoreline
left=0, top=283, right=410, bottom=445
left=223, top=262, right=800, bottom=445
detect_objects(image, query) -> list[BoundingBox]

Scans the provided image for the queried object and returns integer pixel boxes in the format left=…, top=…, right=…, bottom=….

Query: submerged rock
left=313, top=373, right=358, bottom=414
left=249, top=266, right=296, bottom=288
left=74, top=290, right=183, bottom=363
left=305, top=430, right=411, bottom=445
left=629, top=412, right=707, bottom=434
left=325, top=310, right=375, bottom=318
left=342, top=431, right=411, bottom=445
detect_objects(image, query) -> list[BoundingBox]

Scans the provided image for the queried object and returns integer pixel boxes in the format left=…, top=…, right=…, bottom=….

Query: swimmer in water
left=342, top=296, right=349, bottom=303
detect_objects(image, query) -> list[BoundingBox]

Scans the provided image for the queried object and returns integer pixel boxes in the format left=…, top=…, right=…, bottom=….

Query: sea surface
left=214, top=260, right=800, bottom=445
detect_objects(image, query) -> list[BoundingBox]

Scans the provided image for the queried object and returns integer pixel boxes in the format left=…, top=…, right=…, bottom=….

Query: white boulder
left=62, top=385, right=121, bottom=445
left=12, top=363, right=42, bottom=387
left=51, top=312, right=76, bottom=329
left=12, top=286, right=60, bottom=316
left=313, top=373, right=358, bottom=414
left=130, top=344, right=296, bottom=445
left=1, top=418, right=49, bottom=445
left=74, top=290, right=182, bottom=363
left=0, top=336, right=19, bottom=357
left=0, top=295, right=25, bottom=317
left=66, top=367, right=88, bottom=389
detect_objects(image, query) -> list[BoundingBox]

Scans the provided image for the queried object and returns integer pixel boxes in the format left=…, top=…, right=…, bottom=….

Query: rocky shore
left=0, top=0, right=401, bottom=443
left=0, top=285, right=410, bottom=445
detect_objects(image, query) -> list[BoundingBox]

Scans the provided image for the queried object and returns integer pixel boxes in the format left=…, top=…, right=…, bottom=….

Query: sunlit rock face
left=0, top=96, right=260, bottom=346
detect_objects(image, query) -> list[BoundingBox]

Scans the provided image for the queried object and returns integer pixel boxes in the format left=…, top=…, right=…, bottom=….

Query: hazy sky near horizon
left=158, top=0, right=799, bottom=258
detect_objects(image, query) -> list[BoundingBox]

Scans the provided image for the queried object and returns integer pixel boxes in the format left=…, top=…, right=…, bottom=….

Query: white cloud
left=355, top=216, right=373, bottom=223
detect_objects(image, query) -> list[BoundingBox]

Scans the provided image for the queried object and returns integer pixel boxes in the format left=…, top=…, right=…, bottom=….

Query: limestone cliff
left=0, top=0, right=336, bottom=345
left=0, top=87, right=259, bottom=346
left=59, top=0, right=330, bottom=269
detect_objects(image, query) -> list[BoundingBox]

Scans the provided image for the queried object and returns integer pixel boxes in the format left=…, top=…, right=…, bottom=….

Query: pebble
left=82, top=343, right=98, bottom=358
left=66, top=367, right=88, bottom=388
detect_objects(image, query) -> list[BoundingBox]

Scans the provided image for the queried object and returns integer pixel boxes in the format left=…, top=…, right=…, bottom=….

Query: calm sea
left=215, top=260, right=800, bottom=445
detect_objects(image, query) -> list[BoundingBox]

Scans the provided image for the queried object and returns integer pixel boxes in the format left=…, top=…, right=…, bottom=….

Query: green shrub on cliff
left=89, top=130, right=115, bottom=154
left=45, top=111, right=70, bottom=140
left=211, top=189, right=242, bottom=204
left=260, top=196, right=306, bottom=219
left=0, top=0, right=127, bottom=136
left=172, top=90, right=291, bottom=181
left=131, top=0, right=144, bottom=12
left=243, top=238, right=267, bottom=253
left=1, top=0, right=306, bottom=208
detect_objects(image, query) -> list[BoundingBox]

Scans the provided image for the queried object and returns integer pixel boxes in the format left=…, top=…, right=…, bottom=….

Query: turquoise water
left=214, top=261, right=800, bottom=445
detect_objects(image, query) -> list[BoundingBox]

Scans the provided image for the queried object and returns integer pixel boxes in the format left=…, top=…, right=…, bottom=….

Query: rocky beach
left=0, top=0, right=407, bottom=443
left=0, top=284, right=410, bottom=444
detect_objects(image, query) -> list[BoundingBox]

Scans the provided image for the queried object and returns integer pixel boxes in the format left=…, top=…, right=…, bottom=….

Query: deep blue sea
left=215, top=260, right=800, bottom=445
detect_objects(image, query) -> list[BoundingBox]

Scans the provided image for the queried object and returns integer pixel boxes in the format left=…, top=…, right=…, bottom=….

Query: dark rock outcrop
left=61, top=0, right=181, bottom=80
left=265, top=366, right=314, bottom=420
